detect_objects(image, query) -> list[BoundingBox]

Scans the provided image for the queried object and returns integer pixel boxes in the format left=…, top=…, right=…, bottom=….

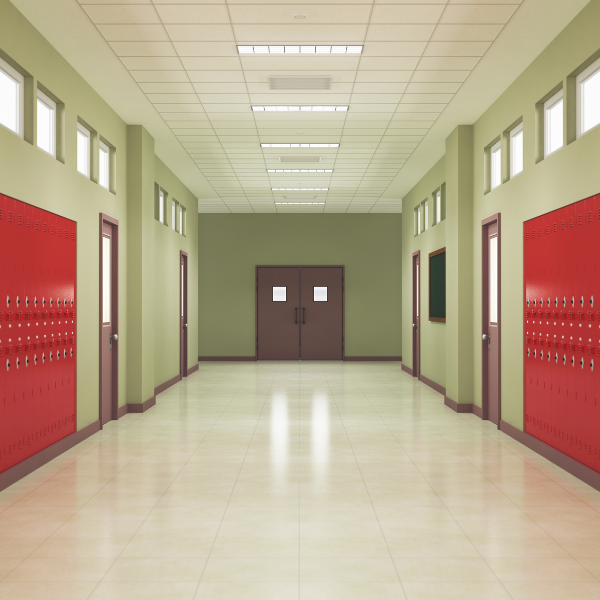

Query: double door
left=257, top=266, right=343, bottom=360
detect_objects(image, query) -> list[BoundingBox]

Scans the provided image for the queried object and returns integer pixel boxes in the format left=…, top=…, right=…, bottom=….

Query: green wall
left=0, top=0, right=198, bottom=430
left=402, top=0, right=600, bottom=429
left=198, top=214, right=402, bottom=358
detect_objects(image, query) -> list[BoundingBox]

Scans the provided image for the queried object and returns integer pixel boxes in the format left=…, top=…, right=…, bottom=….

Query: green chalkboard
left=429, top=248, right=446, bottom=322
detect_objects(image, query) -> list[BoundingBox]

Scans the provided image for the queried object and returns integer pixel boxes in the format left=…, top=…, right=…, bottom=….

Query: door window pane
left=416, top=263, right=419, bottom=318
left=489, top=234, right=498, bottom=324
left=181, top=263, right=184, bottom=317
left=102, top=235, right=111, bottom=324
left=314, top=287, right=327, bottom=302
left=99, top=142, right=109, bottom=189
left=273, top=287, right=286, bottom=301
left=77, top=123, right=90, bottom=177
left=37, top=91, right=56, bottom=157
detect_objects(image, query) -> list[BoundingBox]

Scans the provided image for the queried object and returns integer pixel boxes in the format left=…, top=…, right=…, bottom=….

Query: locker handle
left=295, top=308, right=298, bottom=324
left=302, top=308, right=305, bottom=324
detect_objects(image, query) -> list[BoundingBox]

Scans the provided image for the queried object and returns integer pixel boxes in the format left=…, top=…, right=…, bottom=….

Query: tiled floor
left=2, top=362, right=600, bottom=599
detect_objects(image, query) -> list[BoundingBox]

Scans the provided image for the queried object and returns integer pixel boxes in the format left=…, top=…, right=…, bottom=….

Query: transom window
left=544, top=89, right=563, bottom=157
left=510, top=123, right=523, bottom=178
left=577, top=56, right=600, bottom=138
left=490, top=141, right=501, bottom=190
left=37, top=89, right=56, bottom=157
left=99, top=141, right=110, bottom=189
left=0, top=57, right=24, bottom=137
left=77, top=123, right=90, bottom=178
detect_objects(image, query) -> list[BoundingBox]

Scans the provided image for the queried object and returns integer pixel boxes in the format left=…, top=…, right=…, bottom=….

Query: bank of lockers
left=524, top=194, right=600, bottom=472
left=0, top=194, right=76, bottom=474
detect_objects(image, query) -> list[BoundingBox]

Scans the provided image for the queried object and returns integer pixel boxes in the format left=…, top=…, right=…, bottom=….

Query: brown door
left=483, top=219, right=500, bottom=424
left=300, top=267, right=343, bottom=360
left=412, top=252, right=420, bottom=378
left=180, top=252, right=188, bottom=377
left=100, top=217, right=118, bottom=425
left=257, top=267, right=300, bottom=359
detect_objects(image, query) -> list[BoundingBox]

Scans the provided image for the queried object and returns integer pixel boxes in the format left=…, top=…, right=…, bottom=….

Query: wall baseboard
left=198, top=356, right=256, bottom=361
left=154, top=374, right=181, bottom=396
left=444, top=395, right=477, bottom=414
left=344, top=356, right=402, bottom=361
left=187, top=364, right=199, bottom=375
left=499, top=420, right=600, bottom=494
left=419, top=375, right=445, bottom=396
left=126, top=396, right=156, bottom=414
left=0, top=419, right=101, bottom=493
left=401, top=364, right=413, bottom=376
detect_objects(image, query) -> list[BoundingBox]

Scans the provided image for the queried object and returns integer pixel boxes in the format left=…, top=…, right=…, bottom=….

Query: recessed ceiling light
left=268, top=169, right=333, bottom=173
left=237, top=45, right=362, bottom=54
left=272, top=188, right=328, bottom=191
left=293, top=13, right=307, bottom=19
left=276, top=202, right=325, bottom=205
left=262, top=143, right=339, bottom=148
left=252, top=106, right=348, bottom=112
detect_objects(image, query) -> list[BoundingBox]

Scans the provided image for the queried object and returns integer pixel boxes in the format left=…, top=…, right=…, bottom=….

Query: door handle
left=302, top=307, right=305, bottom=324
left=483, top=332, right=490, bottom=351
left=110, top=332, right=118, bottom=351
left=295, top=308, right=298, bottom=324
left=412, top=323, right=417, bottom=329
left=183, top=323, right=188, bottom=329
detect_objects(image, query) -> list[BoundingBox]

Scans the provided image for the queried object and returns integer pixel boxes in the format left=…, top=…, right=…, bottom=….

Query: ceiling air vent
left=279, top=156, right=321, bottom=163
left=268, top=76, right=332, bottom=90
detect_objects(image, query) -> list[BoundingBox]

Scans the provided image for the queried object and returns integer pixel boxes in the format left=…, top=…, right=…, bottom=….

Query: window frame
left=99, top=140, right=110, bottom=189
left=544, top=89, right=564, bottom=158
left=576, top=56, right=600, bottom=139
left=0, top=56, right=24, bottom=138
left=77, top=122, right=91, bottom=178
left=490, top=140, right=501, bottom=190
left=36, top=88, right=56, bottom=157
left=509, top=122, right=524, bottom=179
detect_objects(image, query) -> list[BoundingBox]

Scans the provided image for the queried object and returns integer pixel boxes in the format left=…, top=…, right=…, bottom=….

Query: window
left=417, top=206, right=421, bottom=234
left=544, top=89, right=563, bottom=157
left=178, top=205, right=183, bottom=235
left=0, top=57, right=24, bottom=137
left=37, top=89, right=56, bottom=157
left=102, top=235, right=111, bottom=324
left=510, top=123, right=523, bottom=178
left=424, top=200, right=429, bottom=231
left=490, top=141, right=501, bottom=190
left=77, top=123, right=90, bottom=178
left=99, top=141, right=110, bottom=189
left=181, top=207, right=186, bottom=236
left=577, top=57, right=600, bottom=138
left=435, top=189, right=442, bottom=224
left=172, top=200, right=177, bottom=231
left=314, top=287, right=327, bottom=302
left=159, top=189, right=165, bottom=224
left=273, top=287, right=286, bottom=301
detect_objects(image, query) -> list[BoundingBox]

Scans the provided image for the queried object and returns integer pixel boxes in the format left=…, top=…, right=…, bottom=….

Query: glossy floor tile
left=1, top=361, right=600, bottom=599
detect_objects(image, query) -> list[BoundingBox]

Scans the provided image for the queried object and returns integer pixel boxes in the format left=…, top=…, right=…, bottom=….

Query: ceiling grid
left=77, top=0, right=523, bottom=213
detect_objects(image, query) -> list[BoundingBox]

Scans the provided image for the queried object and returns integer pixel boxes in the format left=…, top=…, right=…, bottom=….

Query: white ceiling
left=11, top=0, right=590, bottom=213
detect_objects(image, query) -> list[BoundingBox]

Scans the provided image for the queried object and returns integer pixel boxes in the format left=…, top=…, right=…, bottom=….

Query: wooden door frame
left=481, top=213, right=501, bottom=424
left=99, top=213, right=119, bottom=428
left=180, top=251, right=188, bottom=377
left=255, top=265, right=345, bottom=360
left=412, top=251, right=420, bottom=378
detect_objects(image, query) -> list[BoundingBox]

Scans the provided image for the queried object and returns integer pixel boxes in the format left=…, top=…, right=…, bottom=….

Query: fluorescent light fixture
left=252, top=106, right=348, bottom=112
left=272, top=188, right=328, bottom=191
left=275, top=202, right=325, bottom=205
left=238, top=45, right=362, bottom=54
left=261, top=143, right=339, bottom=148
left=268, top=169, right=332, bottom=173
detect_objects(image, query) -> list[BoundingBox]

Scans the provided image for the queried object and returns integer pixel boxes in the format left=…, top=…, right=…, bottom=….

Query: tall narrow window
left=424, top=200, right=429, bottom=231
left=178, top=205, right=183, bottom=235
left=435, top=190, right=441, bottom=224
left=37, top=89, right=56, bottom=157
left=0, top=57, right=24, bottom=137
left=510, top=123, right=523, bottom=178
left=417, top=206, right=421, bottom=234
left=181, top=207, right=186, bottom=236
left=577, top=57, right=600, bottom=138
left=489, top=234, right=498, bottom=324
left=544, top=90, right=563, bottom=157
left=172, top=200, right=176, bottom=231
left=159, top=190, right=165, bottom=224
left=102, top=235, right=111, bottom=324
left=99, top=141, right=110, bottom=189
left=77, top=123, right=90, bottom=178
left=490, top=141, right=501, bottom=190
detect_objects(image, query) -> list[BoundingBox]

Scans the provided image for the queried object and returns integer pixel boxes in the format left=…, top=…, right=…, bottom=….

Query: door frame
left=180, top=251, right=188, bottom=377
left=99, top=213, right=119, bottom=427
left=481, top=213, right=501, bottom=424
left=412, top=251, right=420, bottom=378
left=255, top=265, right=345, bottom=360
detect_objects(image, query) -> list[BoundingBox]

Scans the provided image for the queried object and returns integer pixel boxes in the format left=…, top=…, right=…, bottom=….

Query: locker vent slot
left=578, top=214, right=584, bottom=226
left=588, top=212, right=593, bottom=223
left=17, top=214, right=23, bottom=226
left=7, top=212, right=13, bottom=223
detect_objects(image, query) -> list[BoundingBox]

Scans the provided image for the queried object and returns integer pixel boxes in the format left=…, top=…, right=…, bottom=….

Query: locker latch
left=591, top=359, right=594, bottom=372
left=6, top=359, right=10, bottom=371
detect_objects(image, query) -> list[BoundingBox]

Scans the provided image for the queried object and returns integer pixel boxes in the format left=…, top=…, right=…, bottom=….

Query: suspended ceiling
left=11, top=0, right=591, bottom=213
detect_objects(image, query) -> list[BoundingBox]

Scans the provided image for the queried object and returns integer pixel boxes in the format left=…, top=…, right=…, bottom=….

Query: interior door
left=483, top=220, right=500, bottom=423
left=100, top=219, right=118, bottom=424
left=257, top=267, right=300, bottom=359
left=412, top=252, right=420, bottom=378
left=180, top=252, right=188, bottom=377
left=300, top=267, right=343, bottom=360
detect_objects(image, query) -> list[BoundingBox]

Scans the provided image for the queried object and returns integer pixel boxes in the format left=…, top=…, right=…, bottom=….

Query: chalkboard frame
left=429, top=247, right=446, bottom=323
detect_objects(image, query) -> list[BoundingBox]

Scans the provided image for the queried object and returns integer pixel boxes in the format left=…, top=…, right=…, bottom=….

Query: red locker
left=524, top=194, right=600, bottom=472
left=0, top=194, right=76, bottom=474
